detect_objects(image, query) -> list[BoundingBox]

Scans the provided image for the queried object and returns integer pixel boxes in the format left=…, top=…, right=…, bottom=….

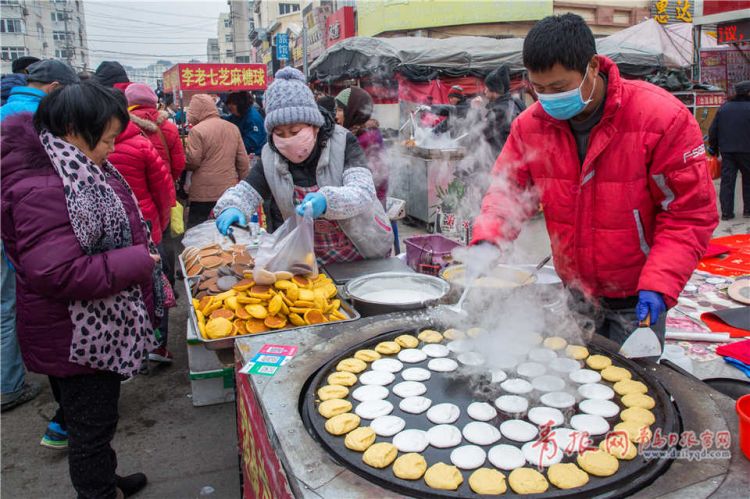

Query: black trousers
left=719, top=152, right=750, bottom=217
left=156, top=228, right=175, bottom=347
left=49, top=372, right=122, bottom=499
left=186, top=201, right=215, bottom=230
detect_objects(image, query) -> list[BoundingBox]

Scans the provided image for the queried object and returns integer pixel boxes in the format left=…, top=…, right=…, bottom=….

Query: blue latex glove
left=296, top=192, right=327, bottom=218
left=636, top=290, right=666, bottom=324
left=215, top=208, right=246, bottom=235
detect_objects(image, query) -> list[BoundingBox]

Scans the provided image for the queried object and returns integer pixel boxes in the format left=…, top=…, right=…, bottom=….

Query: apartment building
left=218, top=12, right=234, bottom=63
left=0, top=0, right=89, bottom=74
left=207, top=38, right=220, bottom=63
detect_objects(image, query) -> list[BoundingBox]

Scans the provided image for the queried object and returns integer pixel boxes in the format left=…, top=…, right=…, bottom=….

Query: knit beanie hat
left=12, top=56, right=40, bottom=74
left=94, top=61, right=130, bottom=88
left=264, top=66, right=324, bottom=134
left=125, top=83, right=158, bottom=107
left=485, top=65, right=510, bottom=94
left=448, top=85, right=464, bottom=98
left=335, top=86, right=373, bottom=130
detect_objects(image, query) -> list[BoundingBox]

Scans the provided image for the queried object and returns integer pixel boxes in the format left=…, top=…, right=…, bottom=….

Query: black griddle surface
left=302, top=326, right=678, bottom=498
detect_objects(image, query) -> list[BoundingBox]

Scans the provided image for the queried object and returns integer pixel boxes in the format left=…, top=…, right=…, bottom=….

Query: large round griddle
left=301, top=325, right=679, bottom=498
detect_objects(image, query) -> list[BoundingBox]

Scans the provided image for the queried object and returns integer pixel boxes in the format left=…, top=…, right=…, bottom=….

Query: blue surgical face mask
left=537, top=66, right=597, bottom=120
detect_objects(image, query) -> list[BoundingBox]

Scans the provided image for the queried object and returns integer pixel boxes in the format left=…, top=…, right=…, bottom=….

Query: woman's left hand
left=296, top=192, right=327, bottom=218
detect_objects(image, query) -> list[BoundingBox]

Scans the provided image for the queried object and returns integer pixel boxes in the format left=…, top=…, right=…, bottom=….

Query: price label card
left=239, top=362, right=280, bottom=376
left=259, top=344, right=299, bottom=357
left=250, top=353, right=287, bottom=366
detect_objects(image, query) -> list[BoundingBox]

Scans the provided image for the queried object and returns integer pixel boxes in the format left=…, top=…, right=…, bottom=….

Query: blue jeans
left=1, top=244, right=25, bottom=400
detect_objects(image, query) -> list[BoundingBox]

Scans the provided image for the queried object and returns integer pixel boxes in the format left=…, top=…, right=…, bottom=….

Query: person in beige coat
left=185, top=93, right=249, bottom=228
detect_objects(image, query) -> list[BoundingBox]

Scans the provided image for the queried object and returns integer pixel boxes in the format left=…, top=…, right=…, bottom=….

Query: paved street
left=1, top=180, right=746, bottom=499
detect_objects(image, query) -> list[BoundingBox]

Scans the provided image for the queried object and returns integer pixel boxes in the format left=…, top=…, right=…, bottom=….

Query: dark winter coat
left=0, top=113, right=156, bottom=377
left=483, top=94, right=524, bottom=159
left=108, top=122, right=175, bottom=243
left=130, top=107, right=186, bottom=181
left=708, top=98, right=750, bottom=154
left=0, top=73, right=27, bottom=105
left=225, top=107, right=267, bottom=155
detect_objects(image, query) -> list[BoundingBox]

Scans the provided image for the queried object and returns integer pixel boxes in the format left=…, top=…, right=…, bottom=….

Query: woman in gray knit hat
left=214, top=67, right=393, bottom=263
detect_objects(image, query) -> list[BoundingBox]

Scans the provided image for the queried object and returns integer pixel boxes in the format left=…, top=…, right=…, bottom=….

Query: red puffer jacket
left=130, top=106, right=186, bottom=181
left=109, top=122, right=175, bottom=244
left=472, top=56, right=718, bottom=307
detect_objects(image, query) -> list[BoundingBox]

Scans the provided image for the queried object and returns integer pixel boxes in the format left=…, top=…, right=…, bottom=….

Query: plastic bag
left=170, top=202, right=185, bottom=237
left=181, top=220, right=257, bottom=250
left=253, top=207, right=318, bottom=285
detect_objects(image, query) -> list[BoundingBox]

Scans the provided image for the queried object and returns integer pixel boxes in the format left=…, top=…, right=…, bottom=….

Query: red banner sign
left=696, top=93, right=726, bottom=107
left=162, top=63, right=267, bottom=93
left=703, top=0, right=750, bottom=16
left=717, top=19, right=750, bottom=44
left=235, top=362, right=294, bottom=499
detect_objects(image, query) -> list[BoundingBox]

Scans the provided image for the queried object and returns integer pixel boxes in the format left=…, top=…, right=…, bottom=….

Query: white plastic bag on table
left=252, top=206, right=318, bottom=285
left=181, top=220, right=255, bottom=250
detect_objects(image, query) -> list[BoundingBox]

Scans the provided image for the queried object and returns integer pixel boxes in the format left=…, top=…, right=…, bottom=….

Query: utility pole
left=302, top=23, right=309, bottom=79
left=61, top=2, right=73, bottom=67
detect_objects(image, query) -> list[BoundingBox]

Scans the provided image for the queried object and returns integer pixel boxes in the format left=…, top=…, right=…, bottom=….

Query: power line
left=83, top=10, right=213, bottom=30
left=84, top=1, right=221, bottom=20
left=87, top=37, right=215, bottom=45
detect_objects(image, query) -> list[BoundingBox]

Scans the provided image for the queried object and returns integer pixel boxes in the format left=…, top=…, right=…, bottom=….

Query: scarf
left=40, top=129, right=164, bottom=377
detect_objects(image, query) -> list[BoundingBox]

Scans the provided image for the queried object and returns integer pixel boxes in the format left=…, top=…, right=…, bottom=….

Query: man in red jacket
left=472, top=14, right=718, bottom=346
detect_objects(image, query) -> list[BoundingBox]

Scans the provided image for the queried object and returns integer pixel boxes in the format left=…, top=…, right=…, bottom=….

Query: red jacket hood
left=130, top=107, right=170, bottom=133
left=116, top=121, right=142, bottom=144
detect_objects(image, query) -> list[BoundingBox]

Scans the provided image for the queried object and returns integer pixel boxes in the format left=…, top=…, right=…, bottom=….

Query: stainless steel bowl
left=344, top=272, right=450, bottom=317
left=441, top=264, right=537, bottom=290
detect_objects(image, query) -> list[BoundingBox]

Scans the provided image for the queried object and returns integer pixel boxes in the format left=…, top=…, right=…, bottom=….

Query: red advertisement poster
left=235, top=363, right=294, bottom=499
left=163, top=63, right=267, bottom=93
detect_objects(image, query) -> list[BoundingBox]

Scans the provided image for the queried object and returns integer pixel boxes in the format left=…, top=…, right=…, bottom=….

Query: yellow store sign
left=358, top=0, right=553, bottom=37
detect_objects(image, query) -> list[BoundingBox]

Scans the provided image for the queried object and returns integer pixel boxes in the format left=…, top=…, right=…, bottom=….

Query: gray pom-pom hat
left=264, top=66, right=325, bottom=134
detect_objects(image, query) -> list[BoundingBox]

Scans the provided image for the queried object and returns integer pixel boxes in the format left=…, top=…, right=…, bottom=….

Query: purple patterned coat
left=0, top=113, right=156, bottom=377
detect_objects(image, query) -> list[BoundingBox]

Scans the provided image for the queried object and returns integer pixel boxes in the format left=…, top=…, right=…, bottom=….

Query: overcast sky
left=84, top=0, right=228, bottom=68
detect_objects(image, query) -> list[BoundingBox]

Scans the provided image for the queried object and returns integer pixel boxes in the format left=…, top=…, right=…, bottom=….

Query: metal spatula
left=619, top=315, right=663, bottom=359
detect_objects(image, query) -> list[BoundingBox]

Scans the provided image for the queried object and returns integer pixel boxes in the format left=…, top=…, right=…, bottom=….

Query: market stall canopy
left=309, top=36, right=525, bottom=83
left=596, top=19, right=718, bottom=76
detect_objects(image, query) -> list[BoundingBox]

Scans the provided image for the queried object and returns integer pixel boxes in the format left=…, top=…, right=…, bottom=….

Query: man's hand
left=470, top=96, right=485, bottom=109
left=452, top=242, right=504, bottom=281
left=636, top=290, right=666, bottom=324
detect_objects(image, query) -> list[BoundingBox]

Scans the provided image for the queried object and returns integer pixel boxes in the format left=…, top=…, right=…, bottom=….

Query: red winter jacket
left=472, top=56, right=718, bottom=307
left=130, top=106, right=186, bottom=181
left=109, top=122, right=175, bottom=243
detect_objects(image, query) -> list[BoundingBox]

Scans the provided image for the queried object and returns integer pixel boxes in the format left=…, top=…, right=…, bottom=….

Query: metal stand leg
left=392, top=220, right=401, bottom=255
